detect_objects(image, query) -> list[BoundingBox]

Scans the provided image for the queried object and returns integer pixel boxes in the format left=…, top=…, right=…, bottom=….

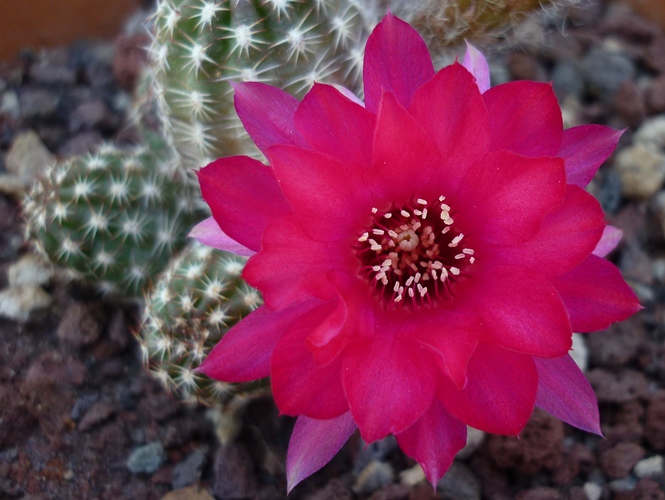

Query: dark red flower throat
left=355, top=195, right=475, bottom=307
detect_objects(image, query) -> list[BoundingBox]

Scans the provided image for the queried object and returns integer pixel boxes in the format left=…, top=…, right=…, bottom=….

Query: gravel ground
left=1, top=1, right=665, bottom=499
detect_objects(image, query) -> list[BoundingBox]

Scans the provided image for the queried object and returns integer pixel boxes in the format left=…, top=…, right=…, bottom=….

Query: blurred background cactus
left=149, top=0, right=370, bottom=168
left=21, top=0, right=580, bottom=404
left=24, top=133, right=204, bottom=297
left=138, top=242, right=263, bottom=405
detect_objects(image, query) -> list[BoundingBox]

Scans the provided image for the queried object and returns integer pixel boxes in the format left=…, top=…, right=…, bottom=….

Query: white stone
left=615, top=144, right=665, bottom=200
left=0, top=284, right=52, bottom=322
left=399, top=464, right=425, bottom=486
left=353, top=460, right=393, bottom=495
left=571, top=333, right=589, bottom=372
left=634, top=115, right=665, bottom=151
left=584, top=481, right=602, bottom=500
left=8, top=254, right=54, bottom=287
left=634, top=455, right=664, bottom=478
left=5, top=130, right=54, bottom=186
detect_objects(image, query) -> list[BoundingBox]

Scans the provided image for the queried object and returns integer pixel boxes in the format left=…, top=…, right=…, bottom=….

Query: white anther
left=439, top=195, right=446, bottom=201
left=444, top=217, right=454, bottom=226
left=400, top=210, right=410, bottom=218
left=463, top=248, right=475, bottom=255
left=441, top=227, right=451, bottom=235
left=372, top=229, right=385, bottom=235
left=372, top=207, right=378, bottom=213
left=455, top=254, right=465, bottom=260
left=413, top=209, right=422, bottom=216
left=382, top=259, right=393, bottom=267
left=410, top=263, right=418, bottom=272
left=450, top=267, right=461, bottom=275
left=417, top=199, right=427, bottom=205
left=418, top=284, right=428, bottom=297
left=388, top=230, right=398, bottom=239
left=470, top=257, right=476, bottom=264
left=372, top=265, right=381, bottom=271
left=358, top=232, right=369, bottom=242
left=369, top=239, right=382, bottom=251
left=440, top=203, right=451, bottom=211
left=408, top=288, right=415, bottom=298
left=432, top=270, right=438, bottom=280
left=384, top=213, right=393, bottom=219
left=394, top=294, right=403, bottom=302
left=375, top=271, right=386, bottom=281
left=422, top=208, right=428, bottom=219
left=405, top=276, right=415, bottom=287
left=393, top=281, right=400, bottom=292
left=415, top=273, right=421, bottom=283
left=431, top=261, right=443, bottom=270
left=448, top=234, right=464, bottom=247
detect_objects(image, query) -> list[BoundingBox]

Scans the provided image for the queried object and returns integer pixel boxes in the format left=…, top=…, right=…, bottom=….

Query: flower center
left=355, top=196, right=476, bottom=307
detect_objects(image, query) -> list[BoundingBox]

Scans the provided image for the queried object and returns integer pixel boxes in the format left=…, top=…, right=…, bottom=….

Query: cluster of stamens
left=355, top=196, right=476, bottom=307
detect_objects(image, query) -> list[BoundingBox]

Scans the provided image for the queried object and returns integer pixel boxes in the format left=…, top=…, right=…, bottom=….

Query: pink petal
left=462, top=265, right=572, bottom=357
left=243, top=216, right=351, bottom=311
left=409, top=62, right=490, bottom=194
left=593, top=225, right=623, bottom=257
left=198, top=301, right=319, bottom=382
left=395, top=400, right=467, bottom=487
left=552, top=255, right=642, bottom=332
left=294, top=83, right=375, bottom=167
left=456, top=150, right=566, bottom=245
left=409, top=312, right=482, bottom=389
left=438, top=343, right=538, bottom=435
left=271, top=303, right=349, bottom=420
left=461, top=41, right=490, bottom=93
left=559, top=125, right=624, bottom=188
left=188, top=217, right=256, bottom=257
left=232, top=82, right=308, bottom=155
left=484, top=185, right=605, bottom=276
left=343, top=332, right=437, bottom=443
left=197, top=156, right=291, bottom=252
left=363, top=13, right=434, bottom=114
left=483, top=81, right=563, bottom=157
left=364, top=92, right=440, bottom=203
left=286, top=412, right=357, bottom=493
left=268, top=145, right=373, bottom=241
left=306, top=298, right=351, bottom=366
left=534, top=355, right=602, bottom=435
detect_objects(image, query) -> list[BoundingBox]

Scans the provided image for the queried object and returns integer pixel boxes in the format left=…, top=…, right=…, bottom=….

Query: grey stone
left=438, top=462, right=481, bottom=500
left=18, top=89, right=59, bottom=120
left=552, top=60, right=585, bottom=100
left=582, top=48, right=636, bottom=101
left=173, top=448, right=208, bottom=489
left=126, top=441, right=166, bottom=474
left=353, top=460, right=393, bottom=495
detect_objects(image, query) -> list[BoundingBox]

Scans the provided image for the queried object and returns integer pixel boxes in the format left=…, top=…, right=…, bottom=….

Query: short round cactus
left=149, top=0, right=370, bottom=167
left=24, top=136, right=204, bottom=297
left=138, top=242, right=263, bottom=404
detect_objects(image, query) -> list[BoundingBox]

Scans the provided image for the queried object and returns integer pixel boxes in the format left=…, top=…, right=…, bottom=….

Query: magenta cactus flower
left=192, top=13, right=641, bottom=491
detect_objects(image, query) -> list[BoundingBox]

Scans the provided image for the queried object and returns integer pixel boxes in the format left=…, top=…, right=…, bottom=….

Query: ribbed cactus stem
left=138, top=243, right=264, bottom=404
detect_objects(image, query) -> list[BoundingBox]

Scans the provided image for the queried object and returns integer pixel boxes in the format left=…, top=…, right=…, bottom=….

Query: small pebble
left=615, top=145, right=665, bottom=199
left=583, top=482, right=602, bottom=500
left=571, top=333, right=589, bottom=372
left=127, top=441, right=166, bottom=475
left=399, top=464, right=425, bottom=486
left=353, top=460, right=393, bottom=495
left=634, top=455, right=664, bottom=478
left=0, top=284, right=52, bottom=322
left=172, top=448, right=208, bottom=490
left=437, top=462, right=482, bottom=500
left=5, top=130, right=54, bottom=186
left=7, top=254, right=53, bottom=287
